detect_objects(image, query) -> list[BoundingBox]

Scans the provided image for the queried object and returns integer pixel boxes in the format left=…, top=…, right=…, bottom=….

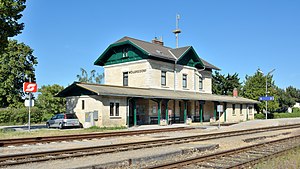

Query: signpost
left=259, top=96, right=274, bottom=101
left=259, top=96, right=274, bottom=120
left=23, top=81, right=37, bottom=132
left=217, top=105, right=223, bottom=129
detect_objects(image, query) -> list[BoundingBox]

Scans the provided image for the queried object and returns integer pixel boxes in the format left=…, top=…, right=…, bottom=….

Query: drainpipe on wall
left=127, top=97, right=133, bottom=128
left=194, top=69, right=196, bottom=91
left=174, top=60, right=177, bottom=91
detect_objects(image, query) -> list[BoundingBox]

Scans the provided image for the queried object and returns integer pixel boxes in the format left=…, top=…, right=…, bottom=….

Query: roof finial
left=173, top=14, right=181, bottom=48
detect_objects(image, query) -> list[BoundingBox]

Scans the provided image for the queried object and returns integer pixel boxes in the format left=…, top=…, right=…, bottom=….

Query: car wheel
left=46, top=123, right=50, bottom=129
left=59, top=123, right=64, bottom=129
left=79, top=123, right=83, bottom=128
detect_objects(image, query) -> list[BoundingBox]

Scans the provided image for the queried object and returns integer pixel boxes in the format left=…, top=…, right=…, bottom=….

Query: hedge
left=255, top=108, right=300, bottom=120
left=0, top=107, right=50, bottom=125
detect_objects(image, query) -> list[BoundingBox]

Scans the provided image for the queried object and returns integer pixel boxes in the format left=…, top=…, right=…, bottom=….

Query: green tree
left=212, top=71, right=242, bottom=95
left=76, top=68, right=104, bottom=84
left=36, top=84, right=66, bottom=117
left=286, top=86, right=300, bottom=103
left=0, top=40, right=37, bottom=108
left=0, top=0, right=26, bottom=52
left=276, top=87, right=295, bottom=111
left=242, top=70, right=279, bottom=112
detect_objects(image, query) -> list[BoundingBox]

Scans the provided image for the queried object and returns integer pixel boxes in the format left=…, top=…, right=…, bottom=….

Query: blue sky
left=15, top=0, right=300, bottom=89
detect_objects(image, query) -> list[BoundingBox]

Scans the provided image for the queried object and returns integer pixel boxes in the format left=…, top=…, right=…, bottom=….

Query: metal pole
left=28, top=78, right=31, bottom=132
left=218, top=110, right=220, bottom=129
left=265, top=75, right=268, bottom=120
left=127, top=98, right=133, bottom=128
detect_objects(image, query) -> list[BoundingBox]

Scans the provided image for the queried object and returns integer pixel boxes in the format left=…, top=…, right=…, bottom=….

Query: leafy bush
left=254, top=113, right=265, bottom=119
left=254, top=113, right=274, bottom=119
left=255, top=110, right=300, bottom=120
left=292, top=107, right=300, bottom=113
left=0, top=107, right=45, bottom=125
left=273, top=111, right=300, bottom=118
left=0, top=109, right=11, bottom=124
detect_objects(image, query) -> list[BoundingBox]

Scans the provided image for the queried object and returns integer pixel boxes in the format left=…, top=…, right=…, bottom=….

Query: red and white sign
left=23, top=82, right=38, bottom=92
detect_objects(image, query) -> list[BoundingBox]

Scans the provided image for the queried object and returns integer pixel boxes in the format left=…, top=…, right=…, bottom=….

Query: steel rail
left=0, top=124, right=299, bottom=167
left=0, top=127, right=193, bottom=147
left=145, top=135, right=300, bottom=169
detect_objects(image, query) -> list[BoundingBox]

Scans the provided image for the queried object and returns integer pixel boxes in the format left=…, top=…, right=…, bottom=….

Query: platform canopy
left=57, top=82, right=259, bottom=104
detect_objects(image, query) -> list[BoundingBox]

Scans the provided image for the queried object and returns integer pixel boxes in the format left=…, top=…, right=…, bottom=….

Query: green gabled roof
left=173, top=46, right=205, bottom=69
left=94, top=36, right=220, bottom=70
left=94, top=40, right=149, bottom=66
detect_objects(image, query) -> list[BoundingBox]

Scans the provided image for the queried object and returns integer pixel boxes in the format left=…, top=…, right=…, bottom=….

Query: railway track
left=0, top=127, right=193, bottom=147
left=146, top=135, right=300, bottom=169
left=0, top=123, right=299, bottom=167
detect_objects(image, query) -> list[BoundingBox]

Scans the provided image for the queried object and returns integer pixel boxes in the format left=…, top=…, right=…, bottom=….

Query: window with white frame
left=161, top=71, right=166, bottom=86
left=115, top=103, right=119, bottom=116
left=199, top=76, right=203, bottom=90
left=182, top=74, right=187, bottom=88
left=110, top=102, right=114, bottom=116
left=123, top=72, right=128, bottom=86
left=110, top=102, right=120, bottom=116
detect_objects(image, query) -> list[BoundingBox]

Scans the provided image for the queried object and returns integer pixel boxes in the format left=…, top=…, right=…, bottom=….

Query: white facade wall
left=66, top=95, right=127, bottom=128
left=104, top=60, right=151, bottom=88
left=104, top=59, right=213, bottom=93
left=224, top=103, right=256, bottom=123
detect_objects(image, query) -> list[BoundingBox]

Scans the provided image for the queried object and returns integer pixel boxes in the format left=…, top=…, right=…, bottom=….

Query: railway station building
left=57, top=36, right=259, bottom=128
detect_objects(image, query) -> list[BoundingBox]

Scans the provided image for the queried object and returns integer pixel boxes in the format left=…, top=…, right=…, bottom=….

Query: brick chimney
left=233, top=88, right=238, bottom=97
left=152, top=37, right=164, bottom=46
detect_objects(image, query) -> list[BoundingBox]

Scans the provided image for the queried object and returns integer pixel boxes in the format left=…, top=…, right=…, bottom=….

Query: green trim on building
left=214, top=102, right=218, bottom=121
left=184, top=101, right=187, bottom=123
left=133, top=99, right=137, bottom=126
left=177, top=47, right=204, bottom=69
left=157, top=101, right=161, bottom=125
left=94, top=40, right=149, bottom=66
left=200, top=103, right=203, bottom=123
left=165, top=100, right=169, bottom=124
left=224, top=103, right=227, bottom=122
left=246, top=104, right=249, bottom=121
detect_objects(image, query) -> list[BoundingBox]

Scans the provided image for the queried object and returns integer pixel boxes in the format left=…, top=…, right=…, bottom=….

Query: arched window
left=122, top=48, right=128, bottom=57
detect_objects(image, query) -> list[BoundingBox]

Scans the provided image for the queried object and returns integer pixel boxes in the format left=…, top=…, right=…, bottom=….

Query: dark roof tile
left=115, top=36, right=220, bottom=70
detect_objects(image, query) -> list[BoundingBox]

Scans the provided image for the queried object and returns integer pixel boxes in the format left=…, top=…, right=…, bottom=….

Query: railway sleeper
left=197, top=163, right=223, bottom=169
left=200, top=161, right=228, bottom=168
left=246, top=150, right=271, bottom=155
left=219, top=156, right=247, bottom=164
left=229, top=154, right=258, bottom=161
left=204, top=160, right=233, bottom=168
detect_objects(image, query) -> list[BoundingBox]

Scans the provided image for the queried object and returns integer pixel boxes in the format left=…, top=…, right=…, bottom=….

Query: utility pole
left=173, top=14, right=181, bottom=48
left=265, top=75, right=268, bottom=120
left=258, top=68, right=275, bottom=120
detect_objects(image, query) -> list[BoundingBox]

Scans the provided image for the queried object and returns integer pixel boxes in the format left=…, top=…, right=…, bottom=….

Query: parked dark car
left=46, top=113, right=82, bottom=129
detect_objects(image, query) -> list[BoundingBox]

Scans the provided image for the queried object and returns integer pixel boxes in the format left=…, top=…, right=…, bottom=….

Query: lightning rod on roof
left=173, top=14, right=181, bottom=48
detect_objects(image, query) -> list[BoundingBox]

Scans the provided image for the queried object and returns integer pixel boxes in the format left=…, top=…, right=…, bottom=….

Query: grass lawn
left=253, top=147, right=300, bottom=169
left=0, top=126, right=127, bottom=139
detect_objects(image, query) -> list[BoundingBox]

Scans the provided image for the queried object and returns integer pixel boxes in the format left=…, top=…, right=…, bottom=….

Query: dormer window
left=122, top=48, right=128, bottom=58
